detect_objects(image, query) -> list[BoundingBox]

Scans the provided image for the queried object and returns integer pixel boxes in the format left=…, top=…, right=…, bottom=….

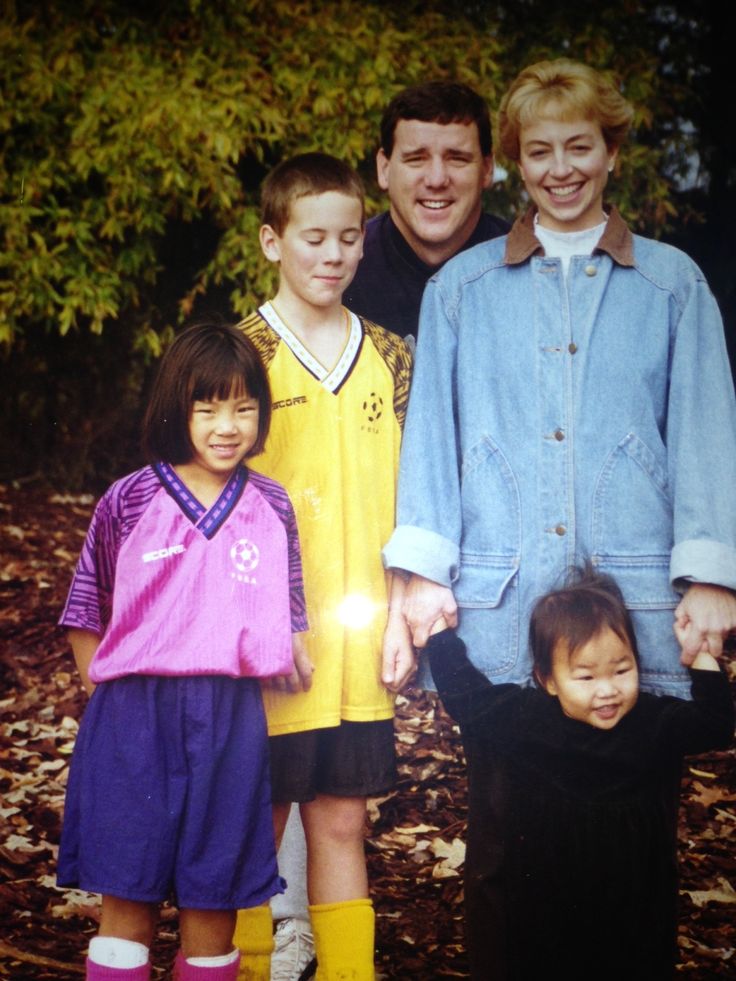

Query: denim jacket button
left=554, top=429, right=565, bottom=441
left=555, top=524, right=566, bottom=536
left=568, top=342, right=578, bottom=354
left=584, top=264, right=597, bottom=276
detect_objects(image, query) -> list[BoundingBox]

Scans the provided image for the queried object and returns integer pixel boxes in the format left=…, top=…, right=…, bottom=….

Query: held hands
left=403, top=574, right=458, bottom=648
left=380, top=574, right=457, bottom=692
left=674, top=583, right=736, bottom=667
left=428, top=615, right=449, bottom=637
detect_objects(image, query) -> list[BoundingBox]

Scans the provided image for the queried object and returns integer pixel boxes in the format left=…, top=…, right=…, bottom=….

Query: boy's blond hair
left=498, top=59, right=634, bottom=161
left=261, top=152, right=365, bottom=234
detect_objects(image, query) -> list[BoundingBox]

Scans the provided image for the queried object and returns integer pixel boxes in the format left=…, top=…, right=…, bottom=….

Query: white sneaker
left=271, top=917, right=316, bottom=981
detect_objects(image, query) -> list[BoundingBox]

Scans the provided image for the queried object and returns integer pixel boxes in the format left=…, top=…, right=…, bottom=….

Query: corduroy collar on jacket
left=504, top=207, right=635, bottom=268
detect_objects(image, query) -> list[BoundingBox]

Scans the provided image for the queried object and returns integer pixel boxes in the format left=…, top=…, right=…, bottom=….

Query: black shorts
left=269, top=719, right=396, bottom=802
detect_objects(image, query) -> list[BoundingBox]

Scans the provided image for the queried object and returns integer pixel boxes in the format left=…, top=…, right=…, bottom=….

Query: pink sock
left=85, top=960, right=151, bottom=981
left=173, top=950, right=241, bottom=980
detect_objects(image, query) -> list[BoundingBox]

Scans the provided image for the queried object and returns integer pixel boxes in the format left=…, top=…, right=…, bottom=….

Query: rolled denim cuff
left=671, top=539, right=736, bottom=591
left=382, top=525, right=459, bottom=587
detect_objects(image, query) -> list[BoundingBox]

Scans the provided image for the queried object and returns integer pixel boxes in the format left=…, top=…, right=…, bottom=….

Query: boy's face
left=542, top=627, right=639, bottom=730
left=260, top=191, right=364, bottom=313
left=376, top=118, right=493, bottom=266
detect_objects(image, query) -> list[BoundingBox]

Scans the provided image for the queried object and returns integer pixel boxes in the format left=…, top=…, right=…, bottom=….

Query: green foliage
left=0, top=0, right=720, bottom=484
left=1, top=0, right=691, bottom=354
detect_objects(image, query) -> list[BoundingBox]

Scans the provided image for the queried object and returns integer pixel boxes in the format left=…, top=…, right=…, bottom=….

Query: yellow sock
left=309, top=899, right=375, bottom=981
left=232, top=906, right=273, bottom=981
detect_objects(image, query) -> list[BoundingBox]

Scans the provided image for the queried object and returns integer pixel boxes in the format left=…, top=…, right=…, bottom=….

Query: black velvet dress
left=428, top=630, right=734, bottom=981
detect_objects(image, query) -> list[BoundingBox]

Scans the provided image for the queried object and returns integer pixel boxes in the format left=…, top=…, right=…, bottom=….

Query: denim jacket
left=383, top=209, right=736, bottom=696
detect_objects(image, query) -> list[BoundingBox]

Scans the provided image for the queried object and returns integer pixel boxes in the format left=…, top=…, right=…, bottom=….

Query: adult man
left=272, top=81, right=508, bottom=981
left=344, top=80, right=509, bottom=339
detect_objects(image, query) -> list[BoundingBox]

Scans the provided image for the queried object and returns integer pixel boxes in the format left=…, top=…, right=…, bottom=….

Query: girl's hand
left=428, top=615, right=449, bottom=636
left=674, top=583, right=736, bottom=665
left=381, top=610, right=416, bottom=693
left=67, top=628, right=100, bottom=697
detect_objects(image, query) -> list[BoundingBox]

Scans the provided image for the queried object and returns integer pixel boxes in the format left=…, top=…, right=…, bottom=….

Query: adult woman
left=383, top=54, right=736, bottom=977
left=384, top=59, right=736, bottom=700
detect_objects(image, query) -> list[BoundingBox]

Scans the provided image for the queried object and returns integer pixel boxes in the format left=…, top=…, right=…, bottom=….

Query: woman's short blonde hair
left=498, top=59, right=634, bottom=161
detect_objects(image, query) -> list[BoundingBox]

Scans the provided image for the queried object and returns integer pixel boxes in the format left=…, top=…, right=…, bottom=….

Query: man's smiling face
left=376, top=118, right=493, bottom=266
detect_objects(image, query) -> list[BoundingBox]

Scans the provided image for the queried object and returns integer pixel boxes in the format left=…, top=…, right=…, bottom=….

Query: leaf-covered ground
left=1, top=481, right=734, bottom=980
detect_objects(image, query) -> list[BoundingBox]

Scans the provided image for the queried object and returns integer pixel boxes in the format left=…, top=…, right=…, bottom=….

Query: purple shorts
left=57, top=675, right=283, bottom=909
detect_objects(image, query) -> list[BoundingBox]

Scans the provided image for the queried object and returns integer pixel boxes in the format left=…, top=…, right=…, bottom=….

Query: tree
left=0, top=0, right=726, bottom=485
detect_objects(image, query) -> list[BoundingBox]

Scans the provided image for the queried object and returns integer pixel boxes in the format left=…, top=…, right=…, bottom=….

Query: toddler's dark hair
left=142, top=320, right=271, bottom=465
left=530, top=565, right=639, bottom=685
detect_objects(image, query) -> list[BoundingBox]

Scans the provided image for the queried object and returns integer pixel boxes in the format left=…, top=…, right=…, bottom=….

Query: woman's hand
left=403, top=574, right=458, bottom=648
left=674, top=583, right=736, bottom=665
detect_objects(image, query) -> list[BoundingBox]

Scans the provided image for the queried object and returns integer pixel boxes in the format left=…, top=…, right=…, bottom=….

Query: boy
left=234, top=153, right=414, bottom=981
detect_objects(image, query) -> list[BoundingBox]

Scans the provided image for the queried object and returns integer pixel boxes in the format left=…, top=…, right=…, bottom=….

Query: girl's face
left=187, top=388, right=259, bottom=484
left=542, top=627, right=639, bottom=730
left=518, top=114, right=617, bottom=233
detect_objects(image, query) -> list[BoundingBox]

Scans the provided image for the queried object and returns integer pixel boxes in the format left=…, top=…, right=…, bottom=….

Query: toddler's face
left=542, top=627, right=639, bottom=730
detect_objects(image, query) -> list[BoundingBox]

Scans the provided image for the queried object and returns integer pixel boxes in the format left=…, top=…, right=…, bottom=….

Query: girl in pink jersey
left=58, top=322, right=311, bottom=981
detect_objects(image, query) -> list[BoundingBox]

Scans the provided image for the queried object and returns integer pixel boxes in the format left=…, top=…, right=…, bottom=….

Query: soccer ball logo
left=230, top=538, right=260, bottom=574
left=363, top=392, right=383, bottom=422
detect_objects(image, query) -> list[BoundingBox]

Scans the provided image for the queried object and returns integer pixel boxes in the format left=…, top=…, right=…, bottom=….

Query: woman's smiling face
left=518, top=114, right=617, bottom=232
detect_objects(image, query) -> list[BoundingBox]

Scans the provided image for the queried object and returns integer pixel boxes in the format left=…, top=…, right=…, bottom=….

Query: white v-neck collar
left=259, top=301, right=363, bottom=393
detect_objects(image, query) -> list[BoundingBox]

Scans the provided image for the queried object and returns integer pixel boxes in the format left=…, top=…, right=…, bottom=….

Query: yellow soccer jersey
left=241, top=303, right=412, bottom=735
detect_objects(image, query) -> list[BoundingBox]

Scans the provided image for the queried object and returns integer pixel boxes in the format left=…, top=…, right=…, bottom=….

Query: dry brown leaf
left=683, top=878, right=736, bottom=908
left=690, top=781, right=736, bottom=808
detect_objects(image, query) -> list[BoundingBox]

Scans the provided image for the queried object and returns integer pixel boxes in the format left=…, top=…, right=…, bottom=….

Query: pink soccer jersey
left=60, top=463, right=307, bottom=682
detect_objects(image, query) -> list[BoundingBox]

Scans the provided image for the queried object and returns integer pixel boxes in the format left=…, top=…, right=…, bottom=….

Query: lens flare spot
left=336, top=594, right=376, bottom=628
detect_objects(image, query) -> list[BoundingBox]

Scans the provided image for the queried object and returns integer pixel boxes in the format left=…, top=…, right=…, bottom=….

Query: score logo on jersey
left=230, top=538, right=260, bottom=584
left=142, top=544, right=186, bottom=563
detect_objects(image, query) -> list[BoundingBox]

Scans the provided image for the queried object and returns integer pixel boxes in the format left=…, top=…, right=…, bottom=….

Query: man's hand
left=674, top=583, right=736, bottom=665
left=403, top=574, right=458, bottom=648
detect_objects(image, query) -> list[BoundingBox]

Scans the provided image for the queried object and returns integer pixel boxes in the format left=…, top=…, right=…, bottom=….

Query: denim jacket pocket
left=455, top=558, right=521, bottom=675
left=460, top=436, right=521, bottom=556
left=592, top=433, right=673, bottom=555
left=455, top=556, right=519, bottom=608
left=592, top=556, right=677, bottom=609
